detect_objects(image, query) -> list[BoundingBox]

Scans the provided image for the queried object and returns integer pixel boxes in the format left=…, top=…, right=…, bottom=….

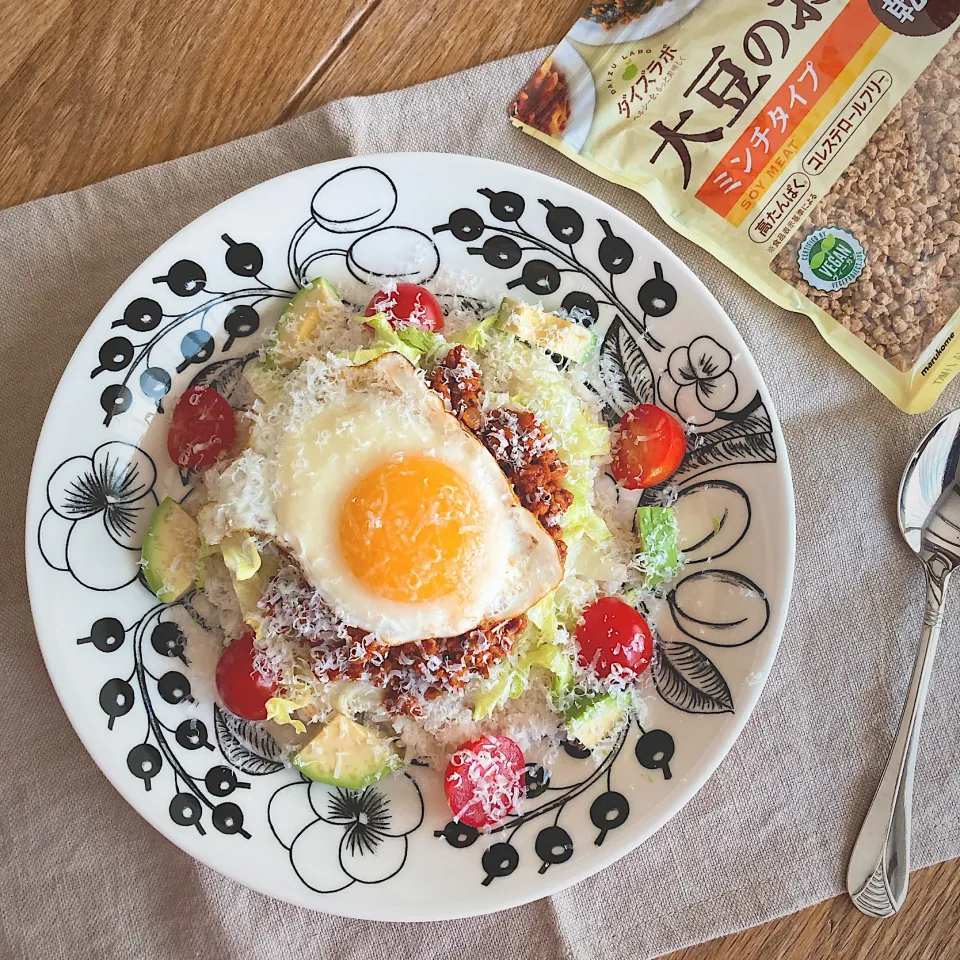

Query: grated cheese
left=193, top=277, right=675, bottom=773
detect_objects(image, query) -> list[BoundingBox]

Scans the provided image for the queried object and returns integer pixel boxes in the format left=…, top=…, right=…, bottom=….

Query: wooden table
left=2, top=2, right=958, bottom=956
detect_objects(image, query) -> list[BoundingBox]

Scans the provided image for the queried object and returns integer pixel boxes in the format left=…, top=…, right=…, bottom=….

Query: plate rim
left=24, top=151, right=796, bottom=920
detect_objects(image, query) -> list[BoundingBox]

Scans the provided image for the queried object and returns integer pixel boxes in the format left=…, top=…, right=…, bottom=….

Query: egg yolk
left=338, top=455, right=484, bottom=603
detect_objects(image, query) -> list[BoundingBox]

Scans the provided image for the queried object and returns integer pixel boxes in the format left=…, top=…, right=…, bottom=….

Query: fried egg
left=204, top=353, right=563, bottom=644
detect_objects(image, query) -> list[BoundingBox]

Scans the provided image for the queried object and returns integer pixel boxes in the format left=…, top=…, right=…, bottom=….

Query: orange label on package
left=695, top=0, right=890, bottom=221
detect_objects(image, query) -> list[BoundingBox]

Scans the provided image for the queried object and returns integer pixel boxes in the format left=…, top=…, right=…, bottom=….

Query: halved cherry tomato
left=365, top=282, right=445, bottom=331
left=167, top=385, right=236, bottom=469
left=611, top=404, right=685, bottom=490
left=575, top=596, right=653, bottom=681
left=215, top=633, right=278, bottom=721
left=444, top=735, right=525, bottom=828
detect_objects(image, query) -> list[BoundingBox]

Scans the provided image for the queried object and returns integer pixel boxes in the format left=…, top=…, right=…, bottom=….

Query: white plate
left=26, top=154, right=795, bottom=920
left=570, top=0, right=706, bottom=45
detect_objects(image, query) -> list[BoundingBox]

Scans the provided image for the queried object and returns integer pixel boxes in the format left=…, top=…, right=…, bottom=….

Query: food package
left=511, top=0, right=960, bottom=412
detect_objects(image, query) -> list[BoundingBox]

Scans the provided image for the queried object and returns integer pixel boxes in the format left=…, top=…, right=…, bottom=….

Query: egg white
left=203, top=353, right=563, bottom=644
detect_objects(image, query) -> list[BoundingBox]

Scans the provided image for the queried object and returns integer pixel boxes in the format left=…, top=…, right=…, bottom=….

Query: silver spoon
left=847, top=409, right=960, bottom=917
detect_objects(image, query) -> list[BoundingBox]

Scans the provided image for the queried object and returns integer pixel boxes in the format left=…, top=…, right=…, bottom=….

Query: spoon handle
left=846, top=563, right=949, bottom=917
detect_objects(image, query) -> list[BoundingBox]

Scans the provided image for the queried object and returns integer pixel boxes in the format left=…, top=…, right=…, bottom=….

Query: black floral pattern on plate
left=100, top=237, right=293, bottom=427
left=76, top=599, right=269, bottom=839
left=659, top=335, right=739, bottom=426
left=268, top=773, right=425, bottom=893
left=38, top=441, right=159, bottom=591
left=433, top=715, right=676, bottom=884
left=38, top=163, right=781, bottom=895
left=435, top=192, right=668, bottom=351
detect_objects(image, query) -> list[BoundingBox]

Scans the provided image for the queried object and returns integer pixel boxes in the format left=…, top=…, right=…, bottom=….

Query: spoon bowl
left=848, top=409, right=960, bottom=917
left=898, top=408, right=960, bottom=558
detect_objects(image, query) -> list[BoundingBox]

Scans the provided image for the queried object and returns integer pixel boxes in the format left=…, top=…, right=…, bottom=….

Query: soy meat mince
left=774, top=31, right=960, bottom=372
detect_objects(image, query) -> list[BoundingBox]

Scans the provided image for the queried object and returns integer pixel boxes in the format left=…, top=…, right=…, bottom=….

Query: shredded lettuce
left=265, top=695, right=308, bottom=735
left=635, top=506, right=683, bottom=589
left=471, top=668, right=521, bottom=720
left=452, top=313, right=499, bottom=349
left=347, top=313, right=421, bottom=365
left=394, top=326, right=446, bottom=355
left=345, top=346, right=391, bottom=366
left=472, top=627, right=577, bottom=719
left=472, top=591, right=578, bottom=719
left=231, top=552, right=280, bottom=628
left=472, top=623, right=539, bottom=719
left=347, top=313, right=447, bottom=366
left=489, top=334, right=611, bottom=549
left=526, top=591, right=557, bottom=637
left=564, top=536, right=625, bottom=584
left=264, top=676, right=314, bottom=735
left=513, top=398, right=610, bottom=546
left=537, top=644, right=575, bottom=697
left=220, top=534, right=261, bottom=581
left=562, top=468, right=612, bottom=545
left=467, top=336, right=619, bottom=717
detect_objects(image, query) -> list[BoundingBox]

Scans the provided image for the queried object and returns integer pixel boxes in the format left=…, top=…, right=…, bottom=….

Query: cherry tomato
left=364, top=283, right=445, bottom=331
left=575, top=596, right=654, bottom=681
left=444, top=735, right=525, bottom=828
left=215, top=633, right=278, bottom=721
left=611, top=404, right=685, bottom=490
left=167, top=385, right=236, bottom=469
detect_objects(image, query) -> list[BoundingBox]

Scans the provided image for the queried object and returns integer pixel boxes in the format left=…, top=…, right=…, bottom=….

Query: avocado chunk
left=564, top=693, right=624, bottom=749
left=496, top=296, right=598, bottom=363
left=635, top=506, right=683, bottom=590
left=264, top=277, right=341, bottom=370
left=141, top=498, right=200, bottom=602
left=292, top=714, right=404, bottom=790
left=243, top=358, right=286, bottom=405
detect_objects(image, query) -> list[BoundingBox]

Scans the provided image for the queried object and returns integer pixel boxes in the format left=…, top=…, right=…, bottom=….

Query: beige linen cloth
left=3, top=49, right=960, bottom=960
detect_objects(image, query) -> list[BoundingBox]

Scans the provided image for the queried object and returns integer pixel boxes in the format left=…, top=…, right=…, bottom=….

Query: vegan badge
left=797, top=227, right=866, bottom=291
